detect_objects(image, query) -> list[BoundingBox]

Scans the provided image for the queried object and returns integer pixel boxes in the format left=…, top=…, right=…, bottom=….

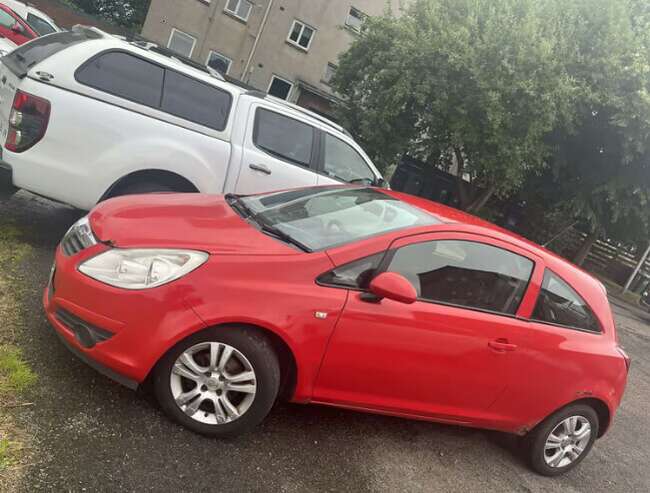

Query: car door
left=313, top=232, right=543, bottom=422
left=0, top=7, right=34, bottom=45
left=235, top=105, right=320, bottom=195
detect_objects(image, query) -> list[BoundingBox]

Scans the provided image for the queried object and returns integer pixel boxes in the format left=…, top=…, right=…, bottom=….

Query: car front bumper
left=43, top=244, right=208, bottom=389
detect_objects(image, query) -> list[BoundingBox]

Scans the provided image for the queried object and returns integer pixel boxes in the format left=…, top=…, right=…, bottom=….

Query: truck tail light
left=5, top=90, right=50, bottom=152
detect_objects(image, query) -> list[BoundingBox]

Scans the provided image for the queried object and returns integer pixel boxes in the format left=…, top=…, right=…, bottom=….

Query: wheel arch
left=531, top=397, right=611, bottom=438
left=144, top=322, right=299, bottom=402
left=100, top=169, right=200, bottom=201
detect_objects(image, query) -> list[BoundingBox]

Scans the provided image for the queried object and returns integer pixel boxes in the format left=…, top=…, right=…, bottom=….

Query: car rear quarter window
left=253, top=108, right=314, bottom=167
left=161, top=70, right=231, bottom=131
left=532, top=270, right=601, bottom=333
left=76, top=52, right=164, bottom=108
left=4, top=30, right=92, bottom=77
left=387, top=240, right=534, bottom=315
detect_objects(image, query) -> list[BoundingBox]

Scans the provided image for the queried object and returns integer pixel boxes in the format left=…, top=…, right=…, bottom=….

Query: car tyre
left=153, top=326, right=280, bottom=438
left=526, top=403, right=599, bottom=476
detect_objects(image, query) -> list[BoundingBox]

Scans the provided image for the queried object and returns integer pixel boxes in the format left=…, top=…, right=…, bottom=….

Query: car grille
left=55, top=308, right=114, bottom=349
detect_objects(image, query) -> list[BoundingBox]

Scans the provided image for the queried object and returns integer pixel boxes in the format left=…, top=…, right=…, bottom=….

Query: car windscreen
left=2, top=30, right=96, bottom=77
left=239, top=187, right=441, bottom=251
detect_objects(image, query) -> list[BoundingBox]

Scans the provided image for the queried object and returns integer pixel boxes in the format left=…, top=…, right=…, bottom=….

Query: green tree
left=333, top=0, right=580, bottom=211
left=64, top=0, right=150, bottom=30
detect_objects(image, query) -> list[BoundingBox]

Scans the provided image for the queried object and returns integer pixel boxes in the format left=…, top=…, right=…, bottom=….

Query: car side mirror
left=11, top=23, right=24, bottom=34
left=368, top=272, right=417, bottom=304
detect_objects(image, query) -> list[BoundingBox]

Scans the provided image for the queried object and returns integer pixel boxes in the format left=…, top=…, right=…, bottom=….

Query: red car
left=44, top=186, right=629, bottom=476
left=0, top=3, right=35, bottom=45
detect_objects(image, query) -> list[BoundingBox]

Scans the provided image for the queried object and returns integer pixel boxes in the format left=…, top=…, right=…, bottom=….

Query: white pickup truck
left=0, top=27, right=384, bottom=210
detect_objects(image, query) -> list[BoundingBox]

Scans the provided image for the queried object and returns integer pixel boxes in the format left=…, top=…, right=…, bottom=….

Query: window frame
left=318, top=232, right=542, bottom=321
left=530, top=268, right=603, bottom=335
left=206, top=50, right=232, bottom=75
left=224, top=0, right=253, bottom=22
left=167, top=28, right=197, bottom=57
left=287, top=19, right=316, bottom=51
left=74, top=49, right=233, bottom=132
left=323, top=62, right=337, bottom=85
left=345, top=6, right=367, bottom=34
left=252, top=106, right=320, bottom=170
left=267, top=74, right=294, bottom=100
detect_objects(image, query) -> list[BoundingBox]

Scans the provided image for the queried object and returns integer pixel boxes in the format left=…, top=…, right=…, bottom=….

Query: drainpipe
left=243, top=0, right=274, bottom=82
left=196, top=1, right=220, bottom=60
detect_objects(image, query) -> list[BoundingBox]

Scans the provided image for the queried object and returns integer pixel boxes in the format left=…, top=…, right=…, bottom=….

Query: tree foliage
left=64, top=0, right=150, bottom=29
left=332, top=0, right=650, bottom=246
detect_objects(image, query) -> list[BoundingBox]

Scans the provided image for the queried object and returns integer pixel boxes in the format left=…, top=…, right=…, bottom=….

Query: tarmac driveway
left=2, top=190, right=649, bottom=492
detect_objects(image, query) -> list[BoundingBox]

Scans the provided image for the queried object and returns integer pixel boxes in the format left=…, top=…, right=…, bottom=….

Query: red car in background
left=0, top=3, right=35, bottom=45
left=43, top=186, right=630, bottom=476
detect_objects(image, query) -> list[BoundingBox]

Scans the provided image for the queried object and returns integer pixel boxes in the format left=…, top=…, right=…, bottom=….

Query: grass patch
left=0, top=219, right=36, bottom=484
left=0, top=347, right=37, bottom=397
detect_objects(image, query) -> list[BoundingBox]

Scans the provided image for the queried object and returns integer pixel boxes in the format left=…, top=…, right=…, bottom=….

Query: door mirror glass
left=369, top=272, right=417, bottom=304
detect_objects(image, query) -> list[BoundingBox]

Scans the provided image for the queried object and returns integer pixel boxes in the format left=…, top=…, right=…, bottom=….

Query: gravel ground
left=1, top=190, right=649, bottom=493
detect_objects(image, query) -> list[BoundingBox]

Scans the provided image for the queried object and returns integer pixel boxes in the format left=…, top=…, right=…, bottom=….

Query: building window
left=207, top=51, right=232, bottom=75
left=345, top=7, right=367, bottom=33
left=224, top=0, right=253, bottom=22
left=167, top=28, right=196, bottom=57
left=287, top=20, right=315, bottom=50
left=323, top=63, right=337, bottom=85
left=268, top=75, right=293, bottom=100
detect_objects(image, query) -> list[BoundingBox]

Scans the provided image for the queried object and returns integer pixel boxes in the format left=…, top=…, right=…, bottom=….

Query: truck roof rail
left=245, top=90, right=350, bottom=136
left=126, top=39, right=225, bottom=82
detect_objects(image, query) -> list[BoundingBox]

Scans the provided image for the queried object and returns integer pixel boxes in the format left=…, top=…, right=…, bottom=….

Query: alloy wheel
left=543, top=415, right=592, bottom=468
left=169, top=341, right=257, bottom=425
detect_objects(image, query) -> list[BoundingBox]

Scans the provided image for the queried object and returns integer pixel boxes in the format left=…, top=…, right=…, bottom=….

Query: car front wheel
left=153, top=327, right=280, bottom=437
left=526, top=403, right=599, bottom=476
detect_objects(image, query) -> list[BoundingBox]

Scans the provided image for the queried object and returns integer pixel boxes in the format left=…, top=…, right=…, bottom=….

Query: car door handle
left=249, top=163, right=272, bottom=175
left=488, top=339, right=518, bottom=352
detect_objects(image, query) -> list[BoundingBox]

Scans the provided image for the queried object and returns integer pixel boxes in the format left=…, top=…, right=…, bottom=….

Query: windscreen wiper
left=258, top=224, right=311, bottom=252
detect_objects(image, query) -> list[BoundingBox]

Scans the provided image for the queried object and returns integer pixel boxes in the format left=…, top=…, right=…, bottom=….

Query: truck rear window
left=2, top=30, right=96, bottom=77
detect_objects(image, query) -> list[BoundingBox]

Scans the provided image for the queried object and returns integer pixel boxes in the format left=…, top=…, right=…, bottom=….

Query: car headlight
left=78, top=249, right=209, bottom=290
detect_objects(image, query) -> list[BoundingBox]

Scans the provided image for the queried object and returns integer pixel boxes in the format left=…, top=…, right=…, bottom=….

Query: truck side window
left=161, top=70, right=232, bottom=131
left=253, top=109, right=314, bottom=167
left=76, top=52, right=164, bottom=108
left=322, top=133, right=375, bottom=184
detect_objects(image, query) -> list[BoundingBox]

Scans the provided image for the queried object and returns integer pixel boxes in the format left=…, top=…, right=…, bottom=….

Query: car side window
left=76, top=52, right=164, bottom=108
left=322, top=133, right=375, bottom=184
left=532, top=270, right=601, bottom=333
left=318, top=252, right=385, bottom=289
left=387, top=240, right=534, bottom=315
left=161, top=70, right=232, bottom=131
left=253, top=109, right=314, bottom=167
left=26, top=13, right=56, bottom=35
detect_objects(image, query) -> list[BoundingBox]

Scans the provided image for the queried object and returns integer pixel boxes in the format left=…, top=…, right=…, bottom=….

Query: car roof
left=382, top=187, right=606, bottom=292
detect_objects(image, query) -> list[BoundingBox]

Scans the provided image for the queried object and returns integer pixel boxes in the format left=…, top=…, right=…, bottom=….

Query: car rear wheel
left=526, top=403, right=599, bottom=476
left=153, top=327, right=280, bottom=437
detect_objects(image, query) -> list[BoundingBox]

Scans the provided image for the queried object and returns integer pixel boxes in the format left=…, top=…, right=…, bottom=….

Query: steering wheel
left=327, top=219, right=349, bottom=235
